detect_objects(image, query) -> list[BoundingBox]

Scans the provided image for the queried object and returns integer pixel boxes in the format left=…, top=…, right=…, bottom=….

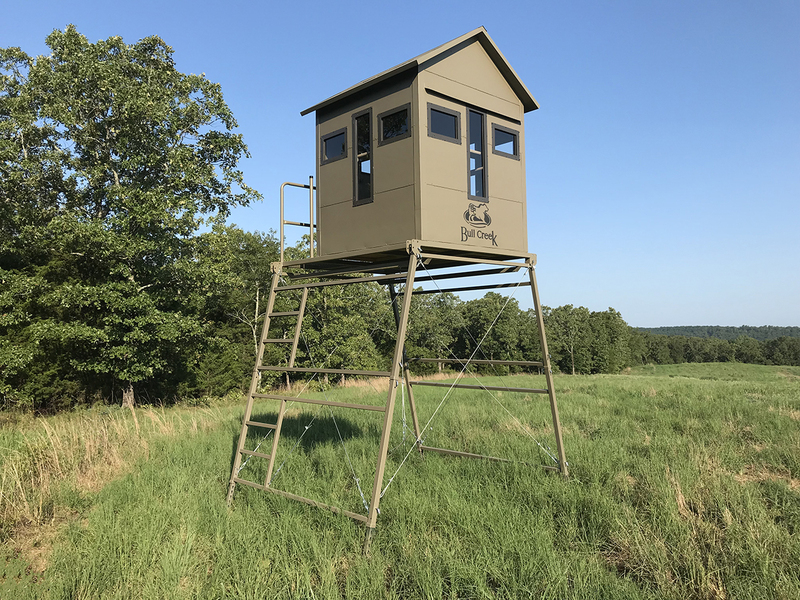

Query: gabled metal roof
left=300, top=27, right=539, bottom=116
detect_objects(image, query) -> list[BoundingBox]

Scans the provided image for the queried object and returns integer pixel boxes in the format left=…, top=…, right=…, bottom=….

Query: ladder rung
left=409, top=381, right=549, bottom=394
left=240, top=449, right=272, bottom=460
left=232, top=478, right=368, bottom=523
left=411, top=358, right=544, bottom=367
left=245, top=420, right=277, bottom=430
left=264, top=339, right=294, bottom=344
left=269, top=311, right=300, bottom=317
left=258, top=366, right=391, bottom=377
left=253, top=393, right=386, bottom=412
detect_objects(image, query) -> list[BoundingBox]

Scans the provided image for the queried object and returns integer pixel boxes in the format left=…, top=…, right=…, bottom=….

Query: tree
left=764, top=337, right=800, bottom=366
left=456, top=293, right=525, bottom=373
left=546, top=304, right=591, bottom=375
left=733, top=336, right=765, bottom=364
left=0, top=27, right=259, bottom=409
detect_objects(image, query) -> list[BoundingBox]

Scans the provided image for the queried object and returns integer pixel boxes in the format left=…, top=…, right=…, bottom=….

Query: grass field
left=2, top=363, right=799, bottom=599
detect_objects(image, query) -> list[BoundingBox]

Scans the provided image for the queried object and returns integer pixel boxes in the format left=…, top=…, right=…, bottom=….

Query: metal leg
left=528, top=261, right=568, bottom=477
left=363, top=254, right=418, bottom=553
left=388, top=283, right=423, bottom=447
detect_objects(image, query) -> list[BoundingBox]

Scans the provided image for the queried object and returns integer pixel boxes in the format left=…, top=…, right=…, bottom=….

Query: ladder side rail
left=227, top=272, right=282, bottom=504
left=288, top=287, right=309, bottom=368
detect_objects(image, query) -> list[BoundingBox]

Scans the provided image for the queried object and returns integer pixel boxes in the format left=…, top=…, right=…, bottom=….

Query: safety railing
left=280, top=177, right=316, bottom=263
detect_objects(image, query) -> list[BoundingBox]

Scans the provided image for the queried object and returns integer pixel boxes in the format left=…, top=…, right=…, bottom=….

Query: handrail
left=280, top=177, right=316, bottom=263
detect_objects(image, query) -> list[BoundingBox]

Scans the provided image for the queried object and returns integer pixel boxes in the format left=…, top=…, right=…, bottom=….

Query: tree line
left=636, top=325, right=800, bottom=342
left=2, top=29, right=797, bottom=413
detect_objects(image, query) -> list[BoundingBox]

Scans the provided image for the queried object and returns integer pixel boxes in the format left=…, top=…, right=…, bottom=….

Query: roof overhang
left=301, top=27, right=538, bottom=117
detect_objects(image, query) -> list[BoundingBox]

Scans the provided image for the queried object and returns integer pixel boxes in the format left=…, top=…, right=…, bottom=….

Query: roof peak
left=301, top=27, right=537, bottom=117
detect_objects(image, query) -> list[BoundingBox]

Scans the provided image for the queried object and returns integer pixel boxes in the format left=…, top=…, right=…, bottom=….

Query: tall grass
left=2, top=363, right=799, bottom=599
left=0, top=405, right=226, bottom=541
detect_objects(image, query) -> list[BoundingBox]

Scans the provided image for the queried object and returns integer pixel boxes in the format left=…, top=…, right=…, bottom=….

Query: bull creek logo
left=461, top=203, right=498, bottom=246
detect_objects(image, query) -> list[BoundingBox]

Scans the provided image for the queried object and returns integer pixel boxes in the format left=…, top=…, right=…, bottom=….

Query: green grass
left=2, top=363, right=799, bottom=599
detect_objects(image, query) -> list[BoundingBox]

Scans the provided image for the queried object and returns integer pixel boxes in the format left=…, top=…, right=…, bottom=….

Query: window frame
left=352, top=108, right=373, bottom=207
left=320, top=127, right=348, bottom=166
left=491, top=123, right=520, bottom=161
left=378, top=103, right=412, bottom=147
left=467, top=109, right=487, bottom=201
left=427, top=102, right=461, bottom=144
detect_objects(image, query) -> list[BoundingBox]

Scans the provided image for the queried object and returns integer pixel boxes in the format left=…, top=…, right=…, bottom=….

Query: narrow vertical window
left=468, top=110, right=486, bottom=199
left=353, top=110, right=372, bottom=206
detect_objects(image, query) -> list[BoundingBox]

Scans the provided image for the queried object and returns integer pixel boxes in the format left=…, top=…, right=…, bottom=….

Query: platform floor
left=282, top=240, right=536, bottom=274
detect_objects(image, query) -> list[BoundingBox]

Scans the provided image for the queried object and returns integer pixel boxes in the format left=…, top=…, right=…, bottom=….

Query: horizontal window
left=492, top=124, right=519, bottom=160
left=427, top=103, right=461, bottom=144
left=378, top=104, right=411, bottom=146
left=320, top=128, right=347, bottom=165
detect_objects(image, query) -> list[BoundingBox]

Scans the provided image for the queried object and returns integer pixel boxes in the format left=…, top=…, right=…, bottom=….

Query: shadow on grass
left=228, top=411, right=366, bottom=475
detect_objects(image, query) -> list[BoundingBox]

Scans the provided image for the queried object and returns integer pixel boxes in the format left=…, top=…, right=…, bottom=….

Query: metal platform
left=281, top=239, right=536, bottom=275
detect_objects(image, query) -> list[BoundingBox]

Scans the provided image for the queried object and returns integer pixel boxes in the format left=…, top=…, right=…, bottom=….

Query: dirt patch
left=767, top=406, right=800, bottom=421
left=12, top=505, right=79, bottom=574
left=734, top=465, right=800, bottom=490
left=614, top=472, right=636, bottom=487
left=500, top=419, right=549, bottom=438
left=666, top=467, right=705, bottom=521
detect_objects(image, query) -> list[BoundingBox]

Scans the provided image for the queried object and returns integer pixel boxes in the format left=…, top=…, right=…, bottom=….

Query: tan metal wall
left=417, top=39, right=528, bottom=254
left=316, top=75, right=417, bottom=256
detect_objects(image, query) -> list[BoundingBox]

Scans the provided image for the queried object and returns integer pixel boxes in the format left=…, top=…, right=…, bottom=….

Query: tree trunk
left=122, top=382, right=135, bottom=408
left=570, top=345, right=576, bottom=376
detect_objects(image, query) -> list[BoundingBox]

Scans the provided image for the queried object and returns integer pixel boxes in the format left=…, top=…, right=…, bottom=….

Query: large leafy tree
left=0, top=27, right=259, bottom=409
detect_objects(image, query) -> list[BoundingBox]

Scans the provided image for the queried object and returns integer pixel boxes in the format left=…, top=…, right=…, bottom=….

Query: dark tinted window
left=323, top=131, right=346, bottom=162
left=382, top=108, right=408, bottom=140
left=430, top=108, right=458, bottom=140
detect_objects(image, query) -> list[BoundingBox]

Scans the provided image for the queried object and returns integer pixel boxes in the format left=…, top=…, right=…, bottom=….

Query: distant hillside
left=636, top=325, right=800, bottom=341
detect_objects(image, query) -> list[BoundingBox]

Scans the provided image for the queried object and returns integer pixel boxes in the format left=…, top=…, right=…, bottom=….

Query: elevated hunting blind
left=228, top=27, right=567, bottom=554
left=304, top=27, right=536, bottom=258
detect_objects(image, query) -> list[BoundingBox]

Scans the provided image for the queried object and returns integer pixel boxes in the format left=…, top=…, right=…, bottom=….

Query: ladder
left=226, top=270, right=308, bottom=503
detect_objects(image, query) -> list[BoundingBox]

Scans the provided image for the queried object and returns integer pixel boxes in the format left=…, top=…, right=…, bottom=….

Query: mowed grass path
left=2, top=363, right=799, bottom=599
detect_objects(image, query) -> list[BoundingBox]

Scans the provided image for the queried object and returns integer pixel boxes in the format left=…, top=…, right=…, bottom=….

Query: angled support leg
left=528, top=259, right=568, bottom=478
left=388, top=282, right=423, bottom=448
left=363, top=252, right=418, bottom=553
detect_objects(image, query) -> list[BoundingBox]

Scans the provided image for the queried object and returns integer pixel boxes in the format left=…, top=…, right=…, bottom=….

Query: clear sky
left=3, top=1, right=798, bottom=327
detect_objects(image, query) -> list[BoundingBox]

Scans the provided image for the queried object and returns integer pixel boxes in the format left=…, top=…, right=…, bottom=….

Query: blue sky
left=3, top=1, right=798, bottom=327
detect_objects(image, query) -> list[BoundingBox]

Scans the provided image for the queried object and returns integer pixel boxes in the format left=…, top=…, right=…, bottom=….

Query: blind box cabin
left=302, top=27, right=539, bottom=259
